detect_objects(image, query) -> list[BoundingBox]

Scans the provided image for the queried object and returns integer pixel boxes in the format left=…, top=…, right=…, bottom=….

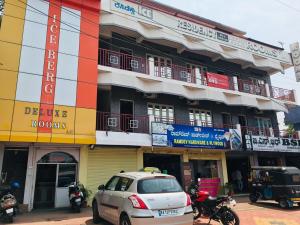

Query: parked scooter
left=68, top=182, right=84, bottom=213
left=0, top=182, right=19, bottom=223
left=189, top=182, right=240, bottom=225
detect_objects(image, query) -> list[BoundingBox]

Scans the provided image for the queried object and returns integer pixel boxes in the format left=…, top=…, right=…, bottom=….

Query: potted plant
left=78, top=183, right=92, bottom=207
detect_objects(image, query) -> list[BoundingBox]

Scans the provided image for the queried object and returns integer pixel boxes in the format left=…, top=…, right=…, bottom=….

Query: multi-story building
left=85, top=0, right=298, bottom=195
left=0, top=0, right=299, bottom=211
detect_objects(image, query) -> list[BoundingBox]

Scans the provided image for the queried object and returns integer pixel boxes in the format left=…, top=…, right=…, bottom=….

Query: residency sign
left=110, top=0, right=290, bottom=63
left=152, top=123, right=242, bottom=150
left=245, top=135, right=300, bottom=152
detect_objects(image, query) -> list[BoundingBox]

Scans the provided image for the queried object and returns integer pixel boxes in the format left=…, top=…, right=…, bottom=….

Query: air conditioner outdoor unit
left=143, top=93, right=157, bottom=99
left=187, top=100, right=199, bottom=106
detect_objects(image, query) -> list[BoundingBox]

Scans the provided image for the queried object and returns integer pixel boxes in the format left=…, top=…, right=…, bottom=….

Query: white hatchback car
left=92, top=172, right=193, bottom=225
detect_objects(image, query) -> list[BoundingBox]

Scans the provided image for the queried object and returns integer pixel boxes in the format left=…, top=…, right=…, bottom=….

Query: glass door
left=55, top=164, right=77, bottom=208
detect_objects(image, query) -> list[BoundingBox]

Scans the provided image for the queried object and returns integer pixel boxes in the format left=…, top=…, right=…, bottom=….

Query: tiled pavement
left=5, top=198, right=300, bottom=225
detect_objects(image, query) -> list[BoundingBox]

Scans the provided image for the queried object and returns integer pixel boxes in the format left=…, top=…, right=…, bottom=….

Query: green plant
left=78, top=183, right=92, bottom=201
left=286, top=123, right=295, bottom=137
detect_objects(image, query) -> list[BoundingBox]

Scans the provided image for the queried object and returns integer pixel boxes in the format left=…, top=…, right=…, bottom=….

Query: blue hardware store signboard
left=152, top=123, right=242, bottom=150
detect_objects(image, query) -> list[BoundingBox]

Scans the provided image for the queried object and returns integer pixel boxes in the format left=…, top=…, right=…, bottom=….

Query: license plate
left=158, top=209, right=179, bottom=217
left=6, top=208, right=13, bottom=214
left=75, top=198, right=81, bottom=202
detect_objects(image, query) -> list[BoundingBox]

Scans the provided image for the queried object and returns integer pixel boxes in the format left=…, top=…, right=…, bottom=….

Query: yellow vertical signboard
left=0, top=0, right=100, bottom=144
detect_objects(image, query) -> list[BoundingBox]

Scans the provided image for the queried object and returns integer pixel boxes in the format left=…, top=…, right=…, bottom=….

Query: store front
left=0, top=147, right=28, bottom=204
left=83, top=147, right=140, bottom=201
left=144, top=153, right=182, bottom=184
left=33, top=152, right=77, bottom=209
left=226, top=155, right=251, bottom=193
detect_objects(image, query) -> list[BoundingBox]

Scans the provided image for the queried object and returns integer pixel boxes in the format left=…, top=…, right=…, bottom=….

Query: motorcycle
left=0, top=184, right=18, bottom=223
left=68, top=182, right=84, bottom=213
left=188, top=182, right=240, bottom=225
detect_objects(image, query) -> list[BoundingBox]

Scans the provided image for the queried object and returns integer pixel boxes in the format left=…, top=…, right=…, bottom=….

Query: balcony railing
left=96, top=112, right=150, bottom=134
left=241, top=126, right=299, bottom=139
left=237, top=79, right=267, bottom=97
left=271, top=86, right=295, bottom=102
left=98, top=48, right=295, bottom=102
left=96, top=112, right=237, bottom=134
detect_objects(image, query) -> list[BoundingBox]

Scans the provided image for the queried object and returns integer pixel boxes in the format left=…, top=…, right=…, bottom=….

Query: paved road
left=6, top=201, right=300, bottom=225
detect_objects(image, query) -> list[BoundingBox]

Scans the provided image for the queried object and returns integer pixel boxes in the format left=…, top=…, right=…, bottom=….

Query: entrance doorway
left=120, top=100, right=134, bottom=132
left=226, top=156, right=250, bottom=193
left=34, top=152, right=77, bottom=209
left=143, top=154, right=182, bottom=184
left=120, top=48, right=133, bottom=71
left=2, top=148, right=28, bottom=203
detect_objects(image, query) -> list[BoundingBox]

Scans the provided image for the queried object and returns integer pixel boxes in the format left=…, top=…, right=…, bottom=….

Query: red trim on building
left=38, top=0, right=62, bottom=133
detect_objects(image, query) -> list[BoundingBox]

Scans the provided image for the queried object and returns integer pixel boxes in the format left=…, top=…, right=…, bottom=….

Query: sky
left=156, top=0, right=300, bottom=129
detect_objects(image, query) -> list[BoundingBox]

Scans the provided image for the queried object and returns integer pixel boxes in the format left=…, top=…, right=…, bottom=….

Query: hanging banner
left=245, top=135, right=300, bottom=152
left=290, top=42, right=300, bottom=82
left=152, top=123, right=242, bottom=150
left=206, top=72, right=230, bottom=90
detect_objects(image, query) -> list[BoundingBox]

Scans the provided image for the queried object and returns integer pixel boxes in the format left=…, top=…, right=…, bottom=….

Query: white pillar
left=233, top=76, right=239, bottom=91
left=195, top=68, right=202, bottom=85
left=293, top=89, right=297, bottom=103
left=235, top=123, right=241, bottom=132
left=265, top=83, right=271, bottom=97
left=23, top=145, right=37, bottom=211
left=269, top=127, right=274, bottom=137
left=148, top=57, right=154, bottom=76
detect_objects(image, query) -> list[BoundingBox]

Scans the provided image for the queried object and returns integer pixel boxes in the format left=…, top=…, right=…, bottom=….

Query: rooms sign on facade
left=0, top=0, right=100, bottom=144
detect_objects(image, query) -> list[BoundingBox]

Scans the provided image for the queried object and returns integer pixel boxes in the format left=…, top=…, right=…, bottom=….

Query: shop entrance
left=34, top=152, right=77, bottom=209
left=190, top=160, right=220, bottom=181
left=143, top=154, right=182, bottom=184
left=226, top=157, right=250, bottom=193
left=1, top=148, right=28, bottom=203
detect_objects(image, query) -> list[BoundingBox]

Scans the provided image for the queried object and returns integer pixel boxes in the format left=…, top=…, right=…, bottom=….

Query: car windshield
left=137, top=177, right=182, bottom=194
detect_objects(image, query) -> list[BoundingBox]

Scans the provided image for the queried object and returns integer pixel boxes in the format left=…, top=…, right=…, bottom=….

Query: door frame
left=34, top=162, right=78, bottom=208
left=119, top=99, right=135, bottom=132
left=119, top=99, right=134, bottom=116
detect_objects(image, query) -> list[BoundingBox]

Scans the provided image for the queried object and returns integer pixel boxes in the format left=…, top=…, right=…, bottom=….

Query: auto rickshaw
left=249, top=166, right=300, bottom=208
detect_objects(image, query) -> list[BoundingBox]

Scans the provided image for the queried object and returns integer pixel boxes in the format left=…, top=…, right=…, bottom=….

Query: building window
left=147, top=54, right=172, bottom=79
left=186, top=63, right=207, bottom=85
left=189, top=109, right=212, bottom=127
left=148, top=103, right=174, bottom=123
left=222, top=113, right=232, bottom=128
left=256, top=117, right=272, bottom=136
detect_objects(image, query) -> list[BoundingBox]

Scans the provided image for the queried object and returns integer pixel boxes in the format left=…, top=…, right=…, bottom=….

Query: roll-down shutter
left=87, top=148, right=138, bottom=194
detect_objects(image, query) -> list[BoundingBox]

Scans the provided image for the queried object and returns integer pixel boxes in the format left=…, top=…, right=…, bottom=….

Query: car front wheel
left=120, top=214, right=131, bottom=225
left=92, top=200, right=102, bottom=224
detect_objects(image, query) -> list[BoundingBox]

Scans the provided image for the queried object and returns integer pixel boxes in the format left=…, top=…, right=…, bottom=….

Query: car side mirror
left=98, top=184, right=105, bottom=191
